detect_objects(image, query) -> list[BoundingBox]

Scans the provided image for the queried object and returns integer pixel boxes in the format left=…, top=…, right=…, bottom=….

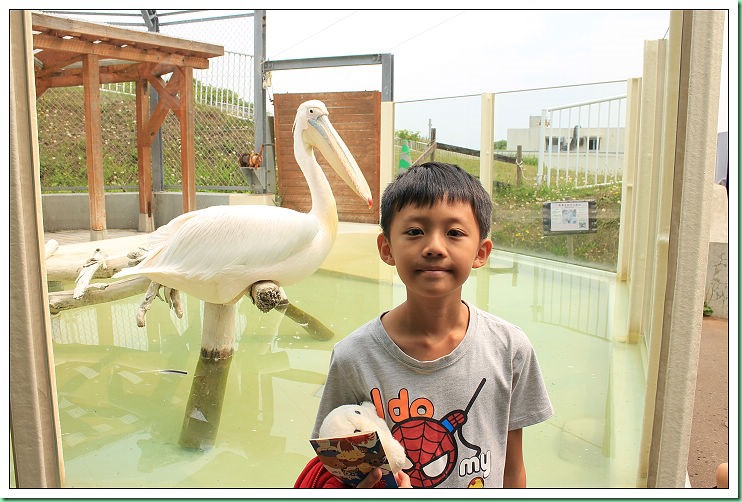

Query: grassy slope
left=403, top=144, right=622, bottom=270
left=38, top=88, right=620, bottom=268
left=37, top=87, right=254, bottom=191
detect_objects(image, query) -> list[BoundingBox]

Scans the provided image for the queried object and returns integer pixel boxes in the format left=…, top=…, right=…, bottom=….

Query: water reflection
left=50, top=251, right=641, bottom=488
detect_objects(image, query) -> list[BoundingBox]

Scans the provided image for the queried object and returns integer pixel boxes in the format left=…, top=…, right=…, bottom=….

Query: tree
left=395, top=129, right=424, bottom=142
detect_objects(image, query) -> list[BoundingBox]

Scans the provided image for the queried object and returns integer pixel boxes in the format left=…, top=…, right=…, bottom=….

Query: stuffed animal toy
left=319, top=401, right=412, bottom=474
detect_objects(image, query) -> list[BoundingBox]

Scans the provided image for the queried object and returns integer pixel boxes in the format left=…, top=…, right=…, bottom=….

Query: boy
left=311, top=162, right=553, bottom=488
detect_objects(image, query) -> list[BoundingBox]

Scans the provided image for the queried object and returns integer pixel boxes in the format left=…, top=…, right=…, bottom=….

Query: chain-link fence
left=37, top=10, right=257, bottom=193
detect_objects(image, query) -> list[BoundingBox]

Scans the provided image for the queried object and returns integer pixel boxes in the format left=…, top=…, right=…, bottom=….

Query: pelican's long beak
left=304, top=114, right=373, bottom=209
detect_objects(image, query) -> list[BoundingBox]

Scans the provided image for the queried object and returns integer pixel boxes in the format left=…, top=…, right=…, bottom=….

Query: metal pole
left=380, top=53, right=394, bottom=102
left=537, top=109, right=546, bottom=186
left=141, top=10, right=164, bottom=192
left=254, top=9, right=274, bottom=194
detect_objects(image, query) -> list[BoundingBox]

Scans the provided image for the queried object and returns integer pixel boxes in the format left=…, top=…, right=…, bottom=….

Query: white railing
left=537, top=95, right=626, bottom=187
left=195, top=50, right=254, bottom=120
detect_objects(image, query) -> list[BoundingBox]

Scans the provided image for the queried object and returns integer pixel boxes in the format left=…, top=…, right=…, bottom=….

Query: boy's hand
left=356, top=468, right=412, bottom=488
left=355, top=468, right=382, bottom=488
left=394, top=470, right=412, bottom=487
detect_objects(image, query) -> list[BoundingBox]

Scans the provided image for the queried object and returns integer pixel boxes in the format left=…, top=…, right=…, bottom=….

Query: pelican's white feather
left=113, top=100, right=372, bottom=306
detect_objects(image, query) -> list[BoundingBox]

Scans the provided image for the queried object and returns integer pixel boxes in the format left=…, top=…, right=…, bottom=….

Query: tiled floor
left=45, top=228, right=146, bottom=246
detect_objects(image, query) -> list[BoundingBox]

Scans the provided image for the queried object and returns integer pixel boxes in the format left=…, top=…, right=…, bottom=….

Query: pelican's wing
left=120, top=205, right=319, bottom=281
left=146, top=209, right=205, bottom=250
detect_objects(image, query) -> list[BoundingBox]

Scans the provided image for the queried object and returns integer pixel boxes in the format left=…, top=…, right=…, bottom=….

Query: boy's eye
left=447, top=229, right=465, bottom=237
left=405, top=228, right=423, bottom=236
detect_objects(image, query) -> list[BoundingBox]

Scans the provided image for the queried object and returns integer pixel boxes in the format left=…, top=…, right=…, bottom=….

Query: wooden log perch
left=179, top=302, right=236, bottom=450
left=46, top=253, right=133, bottom=282
left=44, top=234, right=149, bottom=282
left=250, top=280, right=289, bottom=313
left=178, top=283, right=334, bottom=450
left=45, top=239, right=59, bottom=258
left=73, top=249, right=108, bottom=299
left=282, top=303, right=334, bottom=341
left=48, top=276, right=335, bottom=343
left=250, top=280, right=335, bottom=341
left=48, top=276, right=151, bottom=315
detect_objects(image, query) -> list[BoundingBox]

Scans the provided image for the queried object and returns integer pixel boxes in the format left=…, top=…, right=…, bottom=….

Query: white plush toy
left=319, top=401, right=412, bottom=474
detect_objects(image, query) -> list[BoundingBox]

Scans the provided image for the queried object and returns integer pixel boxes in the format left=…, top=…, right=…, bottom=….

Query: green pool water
left=49, top=234, right=645, bottom=489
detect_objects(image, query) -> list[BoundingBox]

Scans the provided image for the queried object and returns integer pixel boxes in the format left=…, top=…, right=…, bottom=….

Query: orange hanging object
left=239, top=145, right=264, bottom=169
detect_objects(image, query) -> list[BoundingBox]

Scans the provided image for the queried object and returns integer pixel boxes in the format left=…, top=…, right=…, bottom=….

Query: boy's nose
left=423, top=234, right=446, bottom=257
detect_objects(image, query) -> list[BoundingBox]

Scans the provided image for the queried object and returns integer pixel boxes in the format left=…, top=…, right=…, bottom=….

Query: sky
left=155, top=7, right=732, bottom=149
left=264, top=9, right=671, bottom=98
left=18, top=7, right=735, bottom=149
left=264, top=9, right=674, bottom=146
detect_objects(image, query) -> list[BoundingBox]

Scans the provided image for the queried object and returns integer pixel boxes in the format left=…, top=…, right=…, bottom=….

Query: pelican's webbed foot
left=137, top=282, right=160, bottom=327
left=137, top=282, right=184, bottom=327
left=164, top=288, right=184, bottom=319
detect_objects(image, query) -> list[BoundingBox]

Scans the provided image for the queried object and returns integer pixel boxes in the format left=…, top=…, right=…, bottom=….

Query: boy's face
left=377, top=200, right=492, bottom=300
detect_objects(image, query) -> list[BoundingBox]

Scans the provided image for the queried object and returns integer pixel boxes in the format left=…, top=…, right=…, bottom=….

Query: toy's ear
left=360, top=401, right=381, bottom=418
left=320, top=405, right=355, bottom=436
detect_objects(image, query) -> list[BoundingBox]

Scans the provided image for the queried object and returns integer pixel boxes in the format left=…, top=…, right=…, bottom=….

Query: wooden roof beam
left=34, top=52, right=82, bottom=77
left=145, top=72, right=182, bottom=118
left=36, top=61, right=182, bottom=89
left=33, top=33, right=213, bottom=69
left=32, top=12, right=223, bottom=60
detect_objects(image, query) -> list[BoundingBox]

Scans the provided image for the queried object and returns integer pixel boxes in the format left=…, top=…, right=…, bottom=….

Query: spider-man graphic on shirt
left=374, top=378, right=488, bottom=488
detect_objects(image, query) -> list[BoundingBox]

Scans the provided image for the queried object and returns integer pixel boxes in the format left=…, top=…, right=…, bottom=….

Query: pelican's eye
left=309, top=108, right=314, bottom=114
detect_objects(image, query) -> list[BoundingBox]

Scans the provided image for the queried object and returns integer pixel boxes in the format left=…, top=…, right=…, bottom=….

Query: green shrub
left=491, top=182, right=621, bottom=270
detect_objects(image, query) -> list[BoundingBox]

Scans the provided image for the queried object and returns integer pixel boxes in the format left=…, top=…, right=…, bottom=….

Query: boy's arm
left=503, top=428, right=526, bottom=488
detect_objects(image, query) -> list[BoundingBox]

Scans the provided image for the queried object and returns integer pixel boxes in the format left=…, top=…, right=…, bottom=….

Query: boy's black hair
left=379, top=162, right=492, bottom=240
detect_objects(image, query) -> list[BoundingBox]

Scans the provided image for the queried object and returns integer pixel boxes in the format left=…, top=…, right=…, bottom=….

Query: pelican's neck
left=295, top=137, right=338, bottom=239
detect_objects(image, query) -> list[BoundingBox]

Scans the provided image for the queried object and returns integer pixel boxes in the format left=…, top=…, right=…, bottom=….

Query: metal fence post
left=252, top=9, right=273, bottom=194
left=141, top=10, right=164, bottom=193
left=537, top=109, right=546, bottom=186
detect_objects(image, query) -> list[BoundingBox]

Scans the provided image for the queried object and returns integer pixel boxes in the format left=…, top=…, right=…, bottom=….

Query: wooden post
left=82, top=54, right=106, bottom=238
left=479, top=93, right=494, bottom=197
left=516, top=145, right=523, bottom=187
left=179, top=66, right=196, bottom=213
left=647, top=10, right=725, bottom=488
left=430, top=127, right=436, bottom=161
left=136, top=78, right=154, bottom=232
left=10, top=10, right=64, bottom=487
left=179, top=302, right=236, bottom=450
left=627, top=40, right=665, bottom=344
left=616, top=77, right=642, bottom=282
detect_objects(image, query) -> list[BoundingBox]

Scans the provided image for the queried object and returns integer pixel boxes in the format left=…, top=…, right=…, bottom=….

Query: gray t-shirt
left=311, top=301, right=553, bottom=488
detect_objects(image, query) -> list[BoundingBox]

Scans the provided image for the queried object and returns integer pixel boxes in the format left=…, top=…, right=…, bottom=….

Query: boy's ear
left=377, top=233, right=396, bottom=266
left=472, top=238, right=493, bottom=269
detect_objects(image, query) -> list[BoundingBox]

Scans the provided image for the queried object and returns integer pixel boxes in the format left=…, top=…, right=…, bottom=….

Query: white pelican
left=114, top=100, right=373, bottom=308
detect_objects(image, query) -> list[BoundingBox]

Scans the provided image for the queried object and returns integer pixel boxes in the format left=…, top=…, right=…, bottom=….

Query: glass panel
left=50, top=232, right=644, bottom=488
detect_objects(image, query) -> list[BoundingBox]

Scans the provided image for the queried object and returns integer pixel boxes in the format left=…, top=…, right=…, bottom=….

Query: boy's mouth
left=418, top=267, right=449, bottom=275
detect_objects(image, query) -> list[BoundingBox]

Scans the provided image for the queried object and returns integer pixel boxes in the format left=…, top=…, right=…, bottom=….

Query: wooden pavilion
left=31, top=11, right=224, bottom=234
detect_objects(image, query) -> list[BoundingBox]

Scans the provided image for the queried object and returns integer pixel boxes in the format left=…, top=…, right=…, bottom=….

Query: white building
left=507, top=115, right=626, bottom=155
left=507, top=114, right=626, bottom=184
